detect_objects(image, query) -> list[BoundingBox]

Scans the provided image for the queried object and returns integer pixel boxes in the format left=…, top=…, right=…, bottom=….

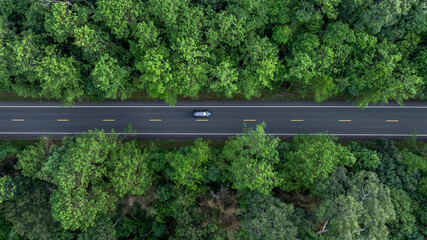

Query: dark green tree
left=315, top=167, right=396, bottom=239
left=1, top=179, right=74, bottom=240
left=388, top=188, right=418, bottom=239
left=240, top=191, right=298, bottom=240
left=348, top=142, right=381, bottom=170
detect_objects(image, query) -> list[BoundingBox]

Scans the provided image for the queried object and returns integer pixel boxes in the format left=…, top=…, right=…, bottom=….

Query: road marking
left=56, top=119, right=69, bottom=122
left=102, top=119, right=115, bottom=122
left=243, top=119, right=256, bottom=122
left=339, top=120, right=352, bottom=122
left=149, top=119, right=162, bottom=122
left=386, top=120, right=399, bottom=122
left=291, top=119, right=304, bottom=122
left=11, top=119, right=24, bottom=122
left=196, top=119, right=209, bottom=122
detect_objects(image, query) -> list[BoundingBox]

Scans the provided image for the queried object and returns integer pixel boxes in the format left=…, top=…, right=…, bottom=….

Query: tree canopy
left=277, top=134, right=356, bottom=192
left=0, top=124, right=425, bottom=239
left=0, top=0, right=424, bottom=105
left=223, top=122, right=280, bottom=194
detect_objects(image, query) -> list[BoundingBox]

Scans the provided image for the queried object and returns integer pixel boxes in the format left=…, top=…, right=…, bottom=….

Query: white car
left=193, top=110, right=211, bottom=118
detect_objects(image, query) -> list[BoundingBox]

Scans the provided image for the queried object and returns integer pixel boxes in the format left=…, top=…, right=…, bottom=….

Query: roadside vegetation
left=0, top=0, right=426, bottom=105
left=0, top=124, right=426, bottom=239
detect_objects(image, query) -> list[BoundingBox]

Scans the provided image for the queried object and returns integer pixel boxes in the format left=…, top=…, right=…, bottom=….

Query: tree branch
left=315, top=220, right=329, bottom=236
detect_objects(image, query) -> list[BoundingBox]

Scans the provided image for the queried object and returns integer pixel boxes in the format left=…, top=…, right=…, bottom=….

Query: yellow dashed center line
left=102, top=119, right=116, bottom=122
left=196, top=119, right=209, bottom=122
left=339, top=120, right=352, bottom=122
left=149, top=119, right=162, bottom=122
left=291, top=119, right=304, bottom=122
left=386, top=120, right=399, bottom=122
left=57, top=119, right=69, bottom=122
left=243, top=119, right=256, bottom=122
left=11, top=119, right=24, bottom=122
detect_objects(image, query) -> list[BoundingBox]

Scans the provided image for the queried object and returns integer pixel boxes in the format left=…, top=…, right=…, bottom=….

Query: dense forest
left=0, top=124, right=426, bottom=239
left=0, top=0, right=426, bottom=105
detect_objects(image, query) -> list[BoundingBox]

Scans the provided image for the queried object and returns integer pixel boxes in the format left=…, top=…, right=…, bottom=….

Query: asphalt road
left=0, top=101, right=426, bottom=140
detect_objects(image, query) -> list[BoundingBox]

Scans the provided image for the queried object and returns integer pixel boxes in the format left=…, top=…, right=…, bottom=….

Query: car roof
left=194, top=110, right=211, bottom=116
left=194, top=111, right=207, bottom=116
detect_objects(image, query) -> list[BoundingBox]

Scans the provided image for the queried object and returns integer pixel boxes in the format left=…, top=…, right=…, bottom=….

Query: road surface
left=0, top=101, right=426, bottom=140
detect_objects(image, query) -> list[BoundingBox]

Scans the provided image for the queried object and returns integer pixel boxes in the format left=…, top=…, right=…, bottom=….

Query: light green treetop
left=223, top=122, right=280, bottom=195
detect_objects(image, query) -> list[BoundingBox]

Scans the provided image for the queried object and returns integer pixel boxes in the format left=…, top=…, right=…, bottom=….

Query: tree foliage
left=14, top=130, right=153, bottom=231
left=1, top=124, right=426, bottom=238
left=89, top=53, right=130, bottom=100
left=223, top=122, right=280, bottom=194
left=278, top=134, right=356, bottom=192
left=0, top=176, right=15, bottom=203
left=0, top=0, right=424, bottom=104
left=36, top=46, right=84, bottom=104
left=168, top=139, right=210, bottom=191
left=315, top=167, right=396, bottom=239
left=240, top=191, right=298, bottom=240
left=1, top=179, right=74, bottom=240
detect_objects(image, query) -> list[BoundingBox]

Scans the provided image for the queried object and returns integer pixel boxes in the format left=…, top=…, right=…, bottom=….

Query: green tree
left=15, top=130, right=156, bottom=231
left=73, top=24, right=110, bottom=59
left=0, top=17, right=11, bottom=93
left=348, top=142, right=381, bottom=170
left=0, top=141, right=18, bottom=161
left=223, top=122, right=280, bottom=195
left=346, top=40, right=422, bottom=106
left=0, top=176, right=15, bottom=203
left=291, top=0, right=324, bottom=32
left=209, top=60, right=239, bottom=98
left=171, top=37, right=210, bottom=101
left=16, top=138, right=49, bottom=179
left=286, top=50, right=336, bottom=101
left=278, top=134, right=356, bottom=192
left=77, top=216, right=117, bottom=240
left=240, top=191, right=298, bottom=240
left=225, top=0, right=271, bottom=32
left=7, top=30, right=42, bottom=98
left=44, top=2, right=78, bottom=43
left=49, top=130, right=117, bottom=230
left=239, top=35, right=280, bottom=99
left=135, top=47, right=175, bottom=104
left=89, top=53, right=130, bottom=100
left=145, top=0, right=185, bottom=30
left=315, top=167, right=396, bottom=239
left=206, top=11, right=246, bottom=48
left=92, top=0, right=140, bottom=39
left=401, top=150, right=427, bottom=197
left=353, top=0, right=420, bottom=35
left=375, top=139, right=421, bottom=193
left=168, top=139, right=210, bottom=191
left=107, top=141, right=153, bottom=197
left=132, top=20, right=159, bottom=51
left=1, top=179, right=74, bottom=240
left=35, top=46, right=84, bottom=103
left=0, top=215, right=13, bottom=240
left=388, top=188, right=418, bottom=239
